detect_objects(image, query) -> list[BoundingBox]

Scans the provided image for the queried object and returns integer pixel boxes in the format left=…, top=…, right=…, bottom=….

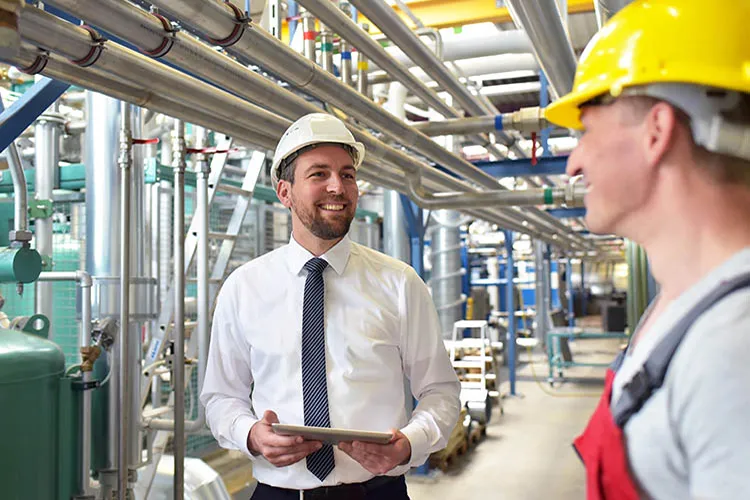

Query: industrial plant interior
left=0, top=1, right=654, bottom=499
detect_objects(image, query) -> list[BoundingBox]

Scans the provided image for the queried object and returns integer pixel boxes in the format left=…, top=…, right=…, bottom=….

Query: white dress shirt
left=201, top=234, right=461, bottom=489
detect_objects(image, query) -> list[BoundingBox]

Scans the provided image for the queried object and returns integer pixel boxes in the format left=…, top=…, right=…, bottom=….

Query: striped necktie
left=301, top=257, right=335, bottom=481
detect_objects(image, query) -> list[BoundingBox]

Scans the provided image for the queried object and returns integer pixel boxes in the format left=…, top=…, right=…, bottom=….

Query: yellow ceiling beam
left=281, top=0, right=594, bottom=42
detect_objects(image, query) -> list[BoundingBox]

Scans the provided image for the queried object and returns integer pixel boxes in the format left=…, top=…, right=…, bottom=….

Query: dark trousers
left=251, top=475, right=409, bottom=500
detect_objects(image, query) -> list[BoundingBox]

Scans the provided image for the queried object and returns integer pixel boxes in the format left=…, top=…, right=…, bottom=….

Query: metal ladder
left=135, top=141, right=265, bottom=498
left=447, top=320, right=495, bottom=391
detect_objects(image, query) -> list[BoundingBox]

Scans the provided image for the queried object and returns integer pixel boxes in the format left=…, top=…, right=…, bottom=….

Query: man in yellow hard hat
left=544, top=0, right=750, bottom=499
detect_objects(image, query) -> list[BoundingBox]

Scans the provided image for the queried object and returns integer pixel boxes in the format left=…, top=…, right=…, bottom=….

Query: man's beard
left=292, top=196, right=355, bottom=240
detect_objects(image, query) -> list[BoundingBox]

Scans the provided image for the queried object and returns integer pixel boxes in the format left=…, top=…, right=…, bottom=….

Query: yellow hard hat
left=545, top=0, right=750, bottom=130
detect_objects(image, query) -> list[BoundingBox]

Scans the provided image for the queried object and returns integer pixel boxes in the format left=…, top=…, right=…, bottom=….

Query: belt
left=258, top=474, right=404, bottom=500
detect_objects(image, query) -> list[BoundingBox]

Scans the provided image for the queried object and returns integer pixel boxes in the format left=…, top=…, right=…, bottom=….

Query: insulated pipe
left=194, top=126, right=209, bottom=434
left=0, top=93, right=29, bottom=239
left=412, top=110, right=550, bottom=137
left=117, top=101, right=132, bottom=500
left=368, top=53, right=540, bottom=86
left=38, top=271, right=93, bottom=498
left=138, top=0, right=590, bottom=250
left=83, top=90, right=119, bottom=500
left=505, top=0, right=577, bottom=100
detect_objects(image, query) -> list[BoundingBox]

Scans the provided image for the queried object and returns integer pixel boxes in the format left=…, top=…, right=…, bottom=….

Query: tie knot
left=304, top=257, right=328, bottom=275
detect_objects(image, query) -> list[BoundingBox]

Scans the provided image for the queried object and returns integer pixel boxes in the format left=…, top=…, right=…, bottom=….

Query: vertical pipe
left=194, top=126, right=210, bottom=432
left=340, top=39, right=353, bottom=86
left=151, top=183, right=163, bottom=409
left=580, top=260, right=586, bottom=317
left=319, top=23, right=334, bottom=73
left=382, top=82, right=410, bottom=262
left=431, top=210, right=463, bottom=339
left=79, top=273, right=93, bottom=498
left=128, top=105, right=144, bottom=469
left=0, top=95, right=29, bottom=236
left=84, top=92, right=120, bottom=498
left=117, top=101, right=132, bottom=500
left=288, top=0, right=299, bottom=43
left=534, top=240, right=548, bottom=345
left=172, top=119, right=186, bottom=500
left=301, top=11, right=316, bottom=61
left=35, top=102, right=60, bottom=327
left=356, top=32, right=369, bottom=98
left=505, top=231, right=516, bottom=396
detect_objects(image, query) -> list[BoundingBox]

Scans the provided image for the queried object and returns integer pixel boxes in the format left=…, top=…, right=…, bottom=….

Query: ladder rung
left=452, top=360, right=488, bottom=368
left=207, top=232, right=237, bottom=241
left=216, top=182, right=253, bottom=197
left=463, top=373, right=496, bottom=380
left=460, top=382, right=486, bottom=390
left=223, top=165, right=246, bottom=176
left=187, top=277, right=223, bottom=284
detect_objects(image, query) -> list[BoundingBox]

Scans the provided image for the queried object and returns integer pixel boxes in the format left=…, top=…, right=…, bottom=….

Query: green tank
left=0, top=327, right=78, bottom=500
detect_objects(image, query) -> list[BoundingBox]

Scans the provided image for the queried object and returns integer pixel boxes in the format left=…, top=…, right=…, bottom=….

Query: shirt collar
left=286, top=233, right=352, bottom=276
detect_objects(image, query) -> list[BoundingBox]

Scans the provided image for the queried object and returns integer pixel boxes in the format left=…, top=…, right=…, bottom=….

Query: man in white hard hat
left=202, top=113, right=460, bottom=499
left=544, top=1, right=750, bottom=498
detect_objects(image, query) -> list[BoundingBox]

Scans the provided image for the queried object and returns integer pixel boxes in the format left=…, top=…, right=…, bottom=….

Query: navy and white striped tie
left=301, top=257, right=335, bottom=481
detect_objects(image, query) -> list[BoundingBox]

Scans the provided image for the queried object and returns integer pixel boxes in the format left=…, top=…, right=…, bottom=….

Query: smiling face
left=276, top=144, right=359, bottom=252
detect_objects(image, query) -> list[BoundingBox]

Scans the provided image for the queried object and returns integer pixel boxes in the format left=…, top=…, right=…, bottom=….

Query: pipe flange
left=18, top=49, right=49, bottom=76
left=206, top=0, right=250, bottom=48
left=70, top=25, right=105, bottom=68
left=143, top=9, right=180, bottom=59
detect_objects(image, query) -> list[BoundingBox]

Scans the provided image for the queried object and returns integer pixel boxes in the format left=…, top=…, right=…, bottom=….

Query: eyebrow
left=304, top=163, right=356, bottom=173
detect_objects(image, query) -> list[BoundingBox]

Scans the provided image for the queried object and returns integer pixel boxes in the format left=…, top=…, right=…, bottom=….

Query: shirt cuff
left=231, top=414, right=259, bottom=457
left=400, top=421, right=432, bottom=467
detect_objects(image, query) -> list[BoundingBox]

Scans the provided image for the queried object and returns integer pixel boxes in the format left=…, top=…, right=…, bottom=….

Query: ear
left=643, top=102, right=679, bottom=170
left=276, top=180, right=293, bottom=209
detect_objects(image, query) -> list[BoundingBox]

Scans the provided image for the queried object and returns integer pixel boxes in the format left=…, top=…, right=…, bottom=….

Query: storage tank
left=0, top=326, right=76, bottom=500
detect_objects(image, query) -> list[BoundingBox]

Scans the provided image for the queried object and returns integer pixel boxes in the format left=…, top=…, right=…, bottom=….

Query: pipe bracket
left=206, top=0, right=250, bottom=48
left=18, top=49, right=49, bottom=75
left=143, top=9, right=180, bottom=59
left=70, top=25, right=105, bottom=68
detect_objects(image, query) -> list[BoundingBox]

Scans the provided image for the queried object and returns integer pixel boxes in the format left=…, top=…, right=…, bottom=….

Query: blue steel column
left=0, top=77, right=69, bottom=152
left=505, top=231, right=517, bottom=396
left=567, top=258, right=575, bottom=327
left=580, top=260, right=587, bottom=317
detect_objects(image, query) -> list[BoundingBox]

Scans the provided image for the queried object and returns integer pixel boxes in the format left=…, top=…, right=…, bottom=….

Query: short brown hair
left=622, top=94, right=750, bottom=186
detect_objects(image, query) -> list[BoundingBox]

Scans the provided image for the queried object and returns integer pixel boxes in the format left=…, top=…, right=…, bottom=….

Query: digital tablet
left=271, top=424, right=393, bottom=445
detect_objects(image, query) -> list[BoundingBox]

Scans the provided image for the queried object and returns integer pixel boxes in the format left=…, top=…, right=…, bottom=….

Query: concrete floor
left=406, top=338, right=620, bottom=500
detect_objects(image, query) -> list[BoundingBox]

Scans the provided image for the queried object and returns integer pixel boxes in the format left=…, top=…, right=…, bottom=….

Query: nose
left=566, top=140, right=584, bottom=178
left=326, top=173, right=345, bottom=195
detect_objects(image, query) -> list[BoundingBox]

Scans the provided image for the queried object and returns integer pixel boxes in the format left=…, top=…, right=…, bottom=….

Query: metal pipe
left=171, top=119, right=186, bottom=500
left=194, top=126, right=209, bottom=432
left=301, top=11, right=316, bottom=61
left=0, top=94, right=30, bottom=240
left=137, top=0, right=589, bottom=249
left=505, top=0, right=577, bottom=100
left=340, top=39, right=353, bottom=86
left=117, top=100, right=132, bottom=500
left=39, top=0, right=590, bottom=251
left=38, top=271, right=93, bottom=498
left=128, top=105, right=144, bottom=468
left=84, top=90, right=119, bottom=500
left=319, top=23, right=333, bottom=73
left=34, top=103, right=61, bottom=326
left=505, top=231, right=517, bottom=396
left=356, top=50, right=369, bottom=97
left=595, top=0, right=632, bottom=29
left=407, top=172, right=585, bottom=210
left=431, top=211, right=463, bottom=338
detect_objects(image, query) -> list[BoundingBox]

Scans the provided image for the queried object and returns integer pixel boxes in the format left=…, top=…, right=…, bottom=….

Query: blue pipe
left=567, top=259, right=575, bottom=327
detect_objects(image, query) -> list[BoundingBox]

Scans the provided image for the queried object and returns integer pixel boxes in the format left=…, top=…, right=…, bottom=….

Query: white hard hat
left=271, top=113, right=365, bottom=187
